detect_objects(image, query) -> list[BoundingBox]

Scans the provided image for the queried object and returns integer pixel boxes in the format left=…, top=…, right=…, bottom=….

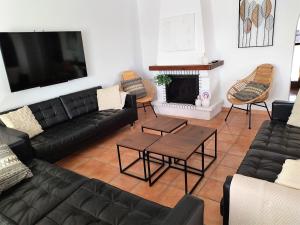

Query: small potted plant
left=154, top=74, right=172, bottom=86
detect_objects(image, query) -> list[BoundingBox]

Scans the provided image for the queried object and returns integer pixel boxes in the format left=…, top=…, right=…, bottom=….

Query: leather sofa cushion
left=0, top=160, right=87, bottom=225
left=251, top=120, right=300, bottom=158
left=30, top=119, right=98, bottom=162
left=36, top=179, right=171, bottom=225
left=60, top=87, right=101, bottom=119
left=237, top=149, right=296, bottom=182
left=29, top=98, right=69, bottom=129
left=30, top=109, right=132, bottom=162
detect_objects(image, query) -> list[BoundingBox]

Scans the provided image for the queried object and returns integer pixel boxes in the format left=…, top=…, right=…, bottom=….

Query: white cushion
left=97, top=85, right=127, bottom=111
left=0, top=106, right=43, bottom=138
left=275, top=159, right=300, bottom=190
left=287, top=90, right=300, bottom=127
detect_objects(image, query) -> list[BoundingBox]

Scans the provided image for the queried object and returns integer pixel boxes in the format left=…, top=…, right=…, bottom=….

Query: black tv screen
left=0, top=31, right=87, bottom=92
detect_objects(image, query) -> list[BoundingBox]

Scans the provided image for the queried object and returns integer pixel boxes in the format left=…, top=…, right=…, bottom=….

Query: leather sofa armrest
left=222, top=176, right=233, bottom=225
left=0, top=126, right=33, bottom=164
left=0, top=213, right=18, bottom=225
left=0, top=126, right=29, bottom=140
left=272, top=101, right=294, bottom=122
left=124, top=94, right=137, bottom=110
left=162, top=195, right=204, bottom=225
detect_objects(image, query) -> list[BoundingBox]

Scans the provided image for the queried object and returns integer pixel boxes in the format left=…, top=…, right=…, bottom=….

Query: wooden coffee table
left=141, top=117, right=188, bottom=135
left=146, top=125, right=217, bottom=194
left=175, top=125, right=217, bottom=172
left=116, top=133, right=162, bottom=181
left=146, top=134, right=204, bottom=194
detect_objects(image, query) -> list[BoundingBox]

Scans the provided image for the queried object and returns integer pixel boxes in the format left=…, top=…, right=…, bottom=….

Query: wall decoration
left=239, top=0, right=276, bottom=48
left=295, top=30, right=300, bottom=45
left=159, top=13, right=196, bottom=52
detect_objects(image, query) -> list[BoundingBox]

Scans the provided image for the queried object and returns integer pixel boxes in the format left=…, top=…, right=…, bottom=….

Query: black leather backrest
left=29, top=98, right=69, bottom=129
left=60, top=86, right=101, bottom=119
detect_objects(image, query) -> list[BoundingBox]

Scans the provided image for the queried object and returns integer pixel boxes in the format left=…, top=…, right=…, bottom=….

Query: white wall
left=0, top=0, right=142, bottom=111
left=138, top=0, right=300, bottom=106
left=204, top=0, right=300, bottom=106
left=157, top=0, right=205, bottom=65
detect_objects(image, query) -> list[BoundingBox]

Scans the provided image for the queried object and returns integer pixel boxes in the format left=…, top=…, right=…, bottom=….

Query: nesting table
left=116, top=117, right=217, bottom=194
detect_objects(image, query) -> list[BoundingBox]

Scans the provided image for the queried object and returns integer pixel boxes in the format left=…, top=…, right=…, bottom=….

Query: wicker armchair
left=225, top=64, right=274, bottom=129
left=121, top=71, right=157, bottom=117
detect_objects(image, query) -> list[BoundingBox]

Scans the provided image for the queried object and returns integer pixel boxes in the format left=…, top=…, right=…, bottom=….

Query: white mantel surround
left=152, top=68, right=224, bottom=120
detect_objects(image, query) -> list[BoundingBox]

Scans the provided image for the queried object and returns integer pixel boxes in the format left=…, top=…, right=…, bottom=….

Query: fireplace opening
left=166, top=75, right=199, bottom=105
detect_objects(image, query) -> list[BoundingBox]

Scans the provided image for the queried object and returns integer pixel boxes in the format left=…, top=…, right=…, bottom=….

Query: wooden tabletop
left=117, top=133, right=161, bottom=151
left=142, top=117, right=188, bottom=133
left=146, top=134, right=201, bottom=160
left=175, top=125, right=216, bottom=143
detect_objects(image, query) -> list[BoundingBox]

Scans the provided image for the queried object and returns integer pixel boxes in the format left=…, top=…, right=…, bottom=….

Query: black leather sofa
left=221, top=100, right=300, bottom=225
left=0, top=137, right=204, bottom=225
left=0, top=86, right=138, bottom=163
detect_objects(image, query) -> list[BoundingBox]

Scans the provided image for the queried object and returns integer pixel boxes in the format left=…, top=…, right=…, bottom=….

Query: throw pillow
left=275, top=159, right=300, bottom=190
left=121, top=77, right=147, bottom=99
left=233, top=81, right=269, bottom=101
left=0, top=106, right=43, bottom=138
left=97, top=85, right=127, bottom=111
left=287, top=90, right=300, bottom=127
left=0, top=145, right=33, bottom=194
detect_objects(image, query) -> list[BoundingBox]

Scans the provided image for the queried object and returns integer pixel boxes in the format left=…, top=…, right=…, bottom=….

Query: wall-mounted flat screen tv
left=0, top=31, right=87, bottom=92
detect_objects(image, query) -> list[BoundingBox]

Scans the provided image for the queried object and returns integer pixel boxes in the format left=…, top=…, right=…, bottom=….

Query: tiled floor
left=57, top=108, right=269, bottom=225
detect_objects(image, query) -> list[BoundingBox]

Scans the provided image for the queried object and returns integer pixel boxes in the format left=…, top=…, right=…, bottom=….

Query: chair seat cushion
left=36, top=179, right=171, bottom=225
left=233, top=81, right=269, bottom=101
left=121, top=77, right=147, bottom=99
left=0, top=159, right=87, bottom=225
left=251, top=120, right=300, bottom=158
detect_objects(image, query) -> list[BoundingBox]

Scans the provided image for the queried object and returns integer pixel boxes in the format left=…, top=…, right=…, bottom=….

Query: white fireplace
left=151, top=66, right=224, bottom=120
left=147, top=0, right=223, bottom=120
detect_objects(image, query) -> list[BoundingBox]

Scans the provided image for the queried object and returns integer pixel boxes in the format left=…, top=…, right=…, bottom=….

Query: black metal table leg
left=215, top=131, right=218, bottom=158
left=184, top=160, right=188, bottom=194
left=117, top=145, right=122, bottom=173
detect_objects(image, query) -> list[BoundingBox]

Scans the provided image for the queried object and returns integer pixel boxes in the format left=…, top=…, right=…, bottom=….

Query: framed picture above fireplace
left=238, top=0, right=277, bottom=48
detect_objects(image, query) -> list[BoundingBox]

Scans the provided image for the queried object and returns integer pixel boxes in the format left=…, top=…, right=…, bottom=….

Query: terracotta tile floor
left=57, top=108, right=269, bottom=225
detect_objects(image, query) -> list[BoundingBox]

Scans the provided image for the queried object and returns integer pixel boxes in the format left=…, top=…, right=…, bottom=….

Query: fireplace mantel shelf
left=149, top=60, right=224, bottom=71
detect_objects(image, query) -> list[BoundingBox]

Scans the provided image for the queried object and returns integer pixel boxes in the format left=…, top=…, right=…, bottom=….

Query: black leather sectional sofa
left=0, top=86, right=138, bottom=162
left=0, top=87, right=204, bottom=225
left=0, top=143, right=204, bottom=225
left=221, top=100, right=300, bottom=225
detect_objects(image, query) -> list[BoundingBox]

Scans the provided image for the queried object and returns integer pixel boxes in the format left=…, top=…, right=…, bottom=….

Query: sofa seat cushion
left=237, top=149, right=297, bottom=182
left=30, top=119, right=98, bottom=162
left=36, top=179, right=171, bottom=225
left=0, top=160, right=87, bottom=225
left=81, top=109, right=131, bottom=129
left=251, top=120, right=300, bottom=158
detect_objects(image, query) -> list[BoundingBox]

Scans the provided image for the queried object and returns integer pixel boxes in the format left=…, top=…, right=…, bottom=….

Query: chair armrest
left=162, top=195, right=204, bottom=225
left=272, top=101, right=294, bottom=122
left=124, top=94, right=137, bottom=109
left=222, top=176, right=233, bottom=225
left=0, top=214, right=18, bottom=225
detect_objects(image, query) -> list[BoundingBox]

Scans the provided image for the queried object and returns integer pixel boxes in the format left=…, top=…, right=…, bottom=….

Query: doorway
left=290, top=17, right=300, bottom=101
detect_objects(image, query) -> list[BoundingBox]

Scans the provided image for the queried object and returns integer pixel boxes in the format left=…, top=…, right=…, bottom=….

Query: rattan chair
left=121, top=71, right=157, bottom=117
left=225, top=64, right=274, bottom=129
